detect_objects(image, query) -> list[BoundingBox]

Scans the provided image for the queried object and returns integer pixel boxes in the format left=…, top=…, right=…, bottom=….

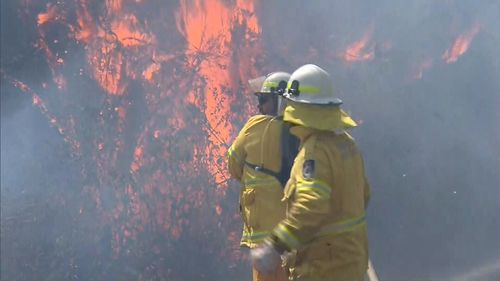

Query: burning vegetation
left=2, top=0, right=499, bottom=281
left=3, top=0, right=263, bottom=279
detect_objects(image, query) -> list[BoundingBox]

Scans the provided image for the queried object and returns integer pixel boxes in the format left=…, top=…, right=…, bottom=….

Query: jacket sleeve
left=227, top=123, right=249, bottom=181
left=271, top=141, right=334, bottom=251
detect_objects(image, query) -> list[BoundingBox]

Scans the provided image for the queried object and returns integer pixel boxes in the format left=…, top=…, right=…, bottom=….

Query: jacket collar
left=283, top=101, right=357, bottom=132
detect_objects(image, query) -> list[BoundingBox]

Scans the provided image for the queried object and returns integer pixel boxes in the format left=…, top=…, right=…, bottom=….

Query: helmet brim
left=248, top=76, right=266, bottom=92
left=284, top=93, right=343, bottom=105
left=283, top=101, right=357, bottom=131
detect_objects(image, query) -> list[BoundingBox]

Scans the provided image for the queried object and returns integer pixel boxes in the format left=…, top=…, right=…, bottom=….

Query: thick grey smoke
left=1, top=0, right=499, bottom=281
left=256, top=1, right=500, bottom=280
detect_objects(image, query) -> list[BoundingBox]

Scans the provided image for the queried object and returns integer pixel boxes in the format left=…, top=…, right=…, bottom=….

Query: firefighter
left=251, top=64, right=371, bottom=281
left=227, top=71, right=299, bottom=281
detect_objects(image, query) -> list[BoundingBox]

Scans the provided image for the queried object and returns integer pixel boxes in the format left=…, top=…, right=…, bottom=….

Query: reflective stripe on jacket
left=227, top=115, right=287, bottom=248
left=271, top=125, right=371, bottom=280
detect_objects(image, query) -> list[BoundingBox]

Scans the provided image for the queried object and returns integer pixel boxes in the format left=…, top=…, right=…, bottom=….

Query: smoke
left=1, top=0, right=500, bottom=281
left=256, top=1, right=500, bottom=280
left=449, top=258, right=500, bottom=281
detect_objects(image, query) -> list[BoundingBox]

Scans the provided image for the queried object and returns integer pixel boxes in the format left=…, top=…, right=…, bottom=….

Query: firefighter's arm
left=270, top=146, right=333, bottom=252
left=227, top=123, right=250, bottom=181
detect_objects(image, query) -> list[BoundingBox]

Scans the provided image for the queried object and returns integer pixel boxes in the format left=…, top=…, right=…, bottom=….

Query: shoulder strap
left=276, top=121, right=300, bottom=187
left=243, top=161, right=281, bottom=179
left=243, top=119, right=300, bottom=188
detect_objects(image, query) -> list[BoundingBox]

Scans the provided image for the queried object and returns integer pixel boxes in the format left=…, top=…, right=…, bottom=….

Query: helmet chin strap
left=272, top=94, right=279, bottom=116
left=277, top=97, right=286, bottom=115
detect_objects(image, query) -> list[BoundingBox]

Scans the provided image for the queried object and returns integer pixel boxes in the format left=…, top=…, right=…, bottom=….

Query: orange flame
left=73, top=0, right=95, bottom=44
left=143, top=62, right=161, bottom=82
left=35, top=5, right=69, bottom=90
left=343, top=29, right=375, bottom=62
left=73, top=0, right=156, bottom=95
left=26, top=0, right=262, bottom=266
left=110, top=14, right=153, bottom=47
left=176, top=0, right=261, bottom=184
left=106, top=0, right=123, bottom=13
left=37, top=4, right=59, bottom=25
left=443, top=24, right=481, bottom=64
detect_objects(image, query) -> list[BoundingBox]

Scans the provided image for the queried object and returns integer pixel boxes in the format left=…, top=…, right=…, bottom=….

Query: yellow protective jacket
left=270, top=125, right=371, bottom=281
left=228, top=115, right=297, bottom=248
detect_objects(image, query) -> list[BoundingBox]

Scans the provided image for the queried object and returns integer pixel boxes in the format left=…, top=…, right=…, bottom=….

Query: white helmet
left=284, top=64, right=342, bottom=105
left=258, top=71, right=290, bottom=95
left=248, top=71, right=290, bottom=114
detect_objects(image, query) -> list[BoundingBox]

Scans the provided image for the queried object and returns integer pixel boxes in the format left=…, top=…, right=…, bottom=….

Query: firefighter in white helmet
left=251, top=64, right=371, bottom=281
left=228, top=72, right=299, bottom=281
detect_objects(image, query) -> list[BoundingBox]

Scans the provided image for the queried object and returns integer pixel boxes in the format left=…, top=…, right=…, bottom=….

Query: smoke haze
left=1, top=0, right=499, bottom=280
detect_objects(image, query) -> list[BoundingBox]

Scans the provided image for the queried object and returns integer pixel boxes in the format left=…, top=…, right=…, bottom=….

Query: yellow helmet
left=284, top=64, right=342, bottom=105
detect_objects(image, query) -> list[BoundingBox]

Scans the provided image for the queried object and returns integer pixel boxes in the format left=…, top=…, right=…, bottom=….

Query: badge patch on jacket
left=302, top=160, right=315, bottom=180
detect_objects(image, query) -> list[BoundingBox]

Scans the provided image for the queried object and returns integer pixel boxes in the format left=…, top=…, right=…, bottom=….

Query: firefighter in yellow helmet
left=228, top=71, right=299, bottom=281
left=252, top=64, right=371, bottom=281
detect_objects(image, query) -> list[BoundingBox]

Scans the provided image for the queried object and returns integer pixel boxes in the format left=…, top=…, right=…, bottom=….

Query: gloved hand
left=250, top=240, right=282, bottom=274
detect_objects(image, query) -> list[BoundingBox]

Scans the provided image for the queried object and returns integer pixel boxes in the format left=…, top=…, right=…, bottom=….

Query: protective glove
left=250, top=240, right=282, bottom=274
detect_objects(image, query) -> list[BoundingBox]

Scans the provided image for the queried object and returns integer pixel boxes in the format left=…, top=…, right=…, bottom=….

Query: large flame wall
left=2, top=1, right=499, bottom=280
